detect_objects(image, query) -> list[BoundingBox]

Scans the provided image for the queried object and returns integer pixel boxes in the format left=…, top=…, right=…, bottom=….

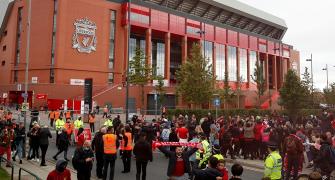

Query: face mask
left=83, top=147, right=90, bottom=151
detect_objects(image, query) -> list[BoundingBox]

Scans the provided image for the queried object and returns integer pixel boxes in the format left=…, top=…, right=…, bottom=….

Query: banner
left=74, top=128, right=92, bottom=142
left=152, top=140, right=200, bottom=150
left=36, top=94, right=47, bottom=99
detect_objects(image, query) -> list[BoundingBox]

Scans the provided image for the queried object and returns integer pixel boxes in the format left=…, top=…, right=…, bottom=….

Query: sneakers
left=36, top=159, right=40, bottom=163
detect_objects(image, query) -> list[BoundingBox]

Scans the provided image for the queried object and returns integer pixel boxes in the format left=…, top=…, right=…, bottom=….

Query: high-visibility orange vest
left=49, top=111, right=55, bottom=119
left=55, top=111, right=60, bottom=120
left=121, top=132, right=132, bottom=151
left=89, top=115, right=95, bottom=123
left=103, top=134, right=117, bottom=154
left=64, top=123, right=73, bottom=135
left=65, top=112, right=71, bottom=119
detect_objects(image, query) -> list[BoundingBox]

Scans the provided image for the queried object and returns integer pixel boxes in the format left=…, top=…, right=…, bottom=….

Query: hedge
left=166, top=108, right=334, bottom=119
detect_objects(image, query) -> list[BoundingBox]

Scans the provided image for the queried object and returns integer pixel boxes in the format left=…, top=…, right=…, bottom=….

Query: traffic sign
left=21, top=93, right=28, bottom=98
left=21, top=103, right=29, bottom=111
left=213, top=98, right=220, bottom=106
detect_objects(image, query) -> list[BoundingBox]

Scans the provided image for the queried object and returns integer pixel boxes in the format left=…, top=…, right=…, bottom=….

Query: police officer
left=102, top=126, right=119, bottom=180
left=55, top=117, right=65, bottom=147
left=212, top=144, right=224, bottom=161
left=196, top=133, right=212, bottom=169
left=74, top=116, right=84, bottom=129
left=121, top=126, right=132, bottom=173
left=264, top=141, right=282, bottom=180
left=104, top=115, right=113, bottom=128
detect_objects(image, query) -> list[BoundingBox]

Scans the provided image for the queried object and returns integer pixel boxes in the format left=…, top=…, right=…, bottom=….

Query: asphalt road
left=19, top=113, right=263, bottom=180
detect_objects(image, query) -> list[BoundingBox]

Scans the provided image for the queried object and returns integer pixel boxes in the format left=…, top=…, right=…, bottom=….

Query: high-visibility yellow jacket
left=196, top=140, right=211, bottom=167
left=264, top=151, right=282, bottom=180
left=74, top=119, right=83, bottom=129
left=104, top=119, right=113, bottom=127
left=55, top=119, right=65, bottom=131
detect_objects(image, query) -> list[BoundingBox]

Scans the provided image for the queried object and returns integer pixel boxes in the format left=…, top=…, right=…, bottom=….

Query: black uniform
left=91, top=131, right=104, bottom=178
left=73, top=147, right=94, bottom=180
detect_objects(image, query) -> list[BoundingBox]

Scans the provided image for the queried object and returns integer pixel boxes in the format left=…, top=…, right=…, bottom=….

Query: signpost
left=213, top=97, right=220, bottom=121
left=21, top=102, right=29, bottom=112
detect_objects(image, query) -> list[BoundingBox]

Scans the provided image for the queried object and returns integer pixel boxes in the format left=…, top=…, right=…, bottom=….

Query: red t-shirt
left=77, top=133, right=85, bottom=148
left=172, top=157, right=185, bottom=176
left=176, top=127, right=188, bottom=139
left=254, top=124, right=264, bottom=141
left=47, top=169, right=71, bottom=180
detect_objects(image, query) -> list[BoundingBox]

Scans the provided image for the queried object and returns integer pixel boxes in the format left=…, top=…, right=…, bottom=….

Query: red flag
left=36, top=94, right=47, bottom=99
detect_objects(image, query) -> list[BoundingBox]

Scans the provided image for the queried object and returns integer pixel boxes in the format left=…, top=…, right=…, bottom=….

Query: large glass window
left=130, top=12, right=149, bottom=24
left=228, top=46, right=237, bottom=81
left=109, top=11, right=116, bottom=70
left=15, top=7, right=23, bottom=66
left=129, top=36, right=146, bottom=72
left=239, top=48, right=247, bottom=82
left=215, top=43, right=225, bottom=80
left=50, top=0, right=58, bottom=83
left=151, top=41, right=165, bottom=77
left=202, top=41, right=213, bottom=68
left=108, top=73, right=114, bottom=84
left=249, top=51, right=257, bottom=83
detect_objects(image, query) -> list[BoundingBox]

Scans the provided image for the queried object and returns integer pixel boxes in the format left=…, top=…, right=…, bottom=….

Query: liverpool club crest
left=72, top=18, right=97, bottom=53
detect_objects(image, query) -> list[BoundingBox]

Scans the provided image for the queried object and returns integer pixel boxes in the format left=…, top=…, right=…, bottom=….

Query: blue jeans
left=14, top=140, right=23, bottom=160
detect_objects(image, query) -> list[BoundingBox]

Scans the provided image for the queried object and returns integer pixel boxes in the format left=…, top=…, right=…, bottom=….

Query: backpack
left=72, top=150, right=79, bottom=170
left=222, top=131, right=232, bottom=142
left=286, top=135, right=302, bottom=154
left=161, top=128, right=170, bottom=141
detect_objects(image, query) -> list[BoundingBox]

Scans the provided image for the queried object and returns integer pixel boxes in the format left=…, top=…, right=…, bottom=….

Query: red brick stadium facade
left=0, top=0, right=300, bottom=112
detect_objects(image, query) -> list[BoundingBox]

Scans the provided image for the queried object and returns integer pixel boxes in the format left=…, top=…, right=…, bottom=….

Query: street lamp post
left=322, top=64, right=328, bottom=90
left=125, top=0, right=131, bottom=123
left=306, top=54, right=313, bottom=106
left=22, top=0, right=32, bottom=158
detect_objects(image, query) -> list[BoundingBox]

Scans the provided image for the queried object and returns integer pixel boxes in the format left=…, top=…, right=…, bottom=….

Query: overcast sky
left=239, top=0, right=335, bottom=91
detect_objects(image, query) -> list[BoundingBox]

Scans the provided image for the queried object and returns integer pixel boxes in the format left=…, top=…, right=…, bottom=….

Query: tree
left=279, top=69, right=309, bottom=123
left=301, top=67, right=313, bottom=106
left=155, top=75, right=166, bottom=109
left=251, top=60, right=266, bottom=107
left=217, top=72, right=235, bottom=109
left=176, top=43, right=215, bottom=108
left=323, top=83, right=335, bottom=106
left=128, top=47, right=153, bottom=109
left=236, top=76, right=244, bottom=109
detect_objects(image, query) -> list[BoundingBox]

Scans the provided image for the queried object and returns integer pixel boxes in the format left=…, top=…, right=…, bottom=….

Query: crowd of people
left=1, top=105, right=335, bottom=180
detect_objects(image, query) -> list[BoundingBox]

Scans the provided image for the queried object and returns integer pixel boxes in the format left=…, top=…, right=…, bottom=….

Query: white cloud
left=238, top=0, right=335, bottom=89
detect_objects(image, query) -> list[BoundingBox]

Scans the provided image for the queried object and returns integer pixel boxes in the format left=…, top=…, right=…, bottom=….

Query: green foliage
left=128, top=47, right=153, bottom=108
left=155, top=75, right=166, bottom=105
left=323, top=83, right=335, bottom=106
left=167, top=108, right=271, bottom=120
left=251, top=60, right=266, bottom=107
left=217, top=72, right=235, bottom=109
left=279, top=69, right=309, bottom=121
left=176, top=43, right=215, bottom=107
left=301, top=67, right=313, bottom=106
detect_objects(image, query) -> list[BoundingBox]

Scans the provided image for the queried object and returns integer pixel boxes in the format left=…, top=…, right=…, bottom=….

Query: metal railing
left=0, top=156, right=41, bottom=180
left=0, top=156, right=14, bottom=180
left=18, top=167, right=41, bottom=180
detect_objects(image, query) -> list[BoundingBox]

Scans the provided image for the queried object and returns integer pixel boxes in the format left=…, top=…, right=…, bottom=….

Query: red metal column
left=182, top=36, right=187, bottom=64
left=272, top=56, right=277, bottom=90
left=247, top=49, right=250, bottom=88
left=165, top=32, right=171, bottom=80
left=146, top=28, right=152, bottom=67
left=265, top=54, right=269, bottom=91
left=213, top=43, right=216, bottom=78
